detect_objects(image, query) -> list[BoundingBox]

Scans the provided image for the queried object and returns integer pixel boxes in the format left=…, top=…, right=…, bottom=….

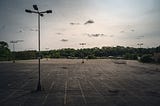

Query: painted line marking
left=42, top=81, right=54, bottom=105
left=77, top=80, right=87, bottom=104
left=64, top=81, right=67, bottom=104
left=97, top=65, right=144, bottom=104
left=0, top=81, right=29, bottom=103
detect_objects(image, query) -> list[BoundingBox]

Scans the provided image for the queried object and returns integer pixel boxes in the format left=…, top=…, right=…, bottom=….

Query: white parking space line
left=77, top=79, right=87, bottom=104
left=64, top=81, right=67, bottom=105
left=87, top=79, right=102, bottom=96
left=42, top=81, right=54, bottom=105
left=97, top=64, right=145, bottom=104
left=0, top=81, right=29, bottom=103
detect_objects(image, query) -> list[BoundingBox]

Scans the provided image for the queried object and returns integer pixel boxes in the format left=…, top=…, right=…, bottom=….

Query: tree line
left=0, top=41, right=160, bottom=63
left=0, top=41, right=11, bottom=61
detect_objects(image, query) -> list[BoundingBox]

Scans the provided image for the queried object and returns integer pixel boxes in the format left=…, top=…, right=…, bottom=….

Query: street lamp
left=25, top=5, right=52, bottom=91
left=10, top=40, right=24, bottom=63
left=137, top=43, right=143, bottom=48
left=137, top=43, right=143, bottom=57
left=79, top=43, right=86, bottom=63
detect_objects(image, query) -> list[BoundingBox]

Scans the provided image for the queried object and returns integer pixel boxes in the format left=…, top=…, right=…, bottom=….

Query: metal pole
left=37, top=13, right=41, bottom=91
left=13, top=43, right=15, bottom=63
left=82, top=45, right=84, bottom=63
left=80, top=43, right=85, bottom=63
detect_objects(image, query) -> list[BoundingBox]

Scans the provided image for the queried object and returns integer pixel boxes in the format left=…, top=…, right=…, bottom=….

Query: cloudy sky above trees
left=0, top=0, right=160, bottom=51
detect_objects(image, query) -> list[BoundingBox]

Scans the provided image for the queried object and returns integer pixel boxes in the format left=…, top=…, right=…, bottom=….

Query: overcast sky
left=0, top=0, right=160, bottom=51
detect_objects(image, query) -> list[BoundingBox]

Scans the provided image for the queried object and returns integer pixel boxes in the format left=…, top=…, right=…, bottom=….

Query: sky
left=0, top=0, right=160, bottom=51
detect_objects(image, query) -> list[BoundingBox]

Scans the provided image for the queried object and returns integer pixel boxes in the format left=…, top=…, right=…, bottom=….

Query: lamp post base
left=36, top=82, right=41, bottom=91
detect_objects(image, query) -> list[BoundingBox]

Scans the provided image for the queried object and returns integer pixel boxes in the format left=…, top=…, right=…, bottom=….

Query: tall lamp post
left=137, top=43, right=143, bottom=57
left=10, top=40, right=24, bottom=63
left=137, top=43, right=143, bottom=48
left=25, top=5, right=52, bottom=91
left=79, top=43, right=86, bottom=63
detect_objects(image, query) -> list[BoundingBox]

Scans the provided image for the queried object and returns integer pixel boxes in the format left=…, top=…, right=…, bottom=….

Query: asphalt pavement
left=0, top=59, right=160, bottom=106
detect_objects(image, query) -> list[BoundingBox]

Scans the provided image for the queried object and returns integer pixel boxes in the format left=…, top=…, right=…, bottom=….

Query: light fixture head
left=25, top=9, right=32, bottom=13
left=46, top=10, right=52, bottom=13
left=40, top=13, right=44, bottom=17
left=33, top=5, right=38, bottom=10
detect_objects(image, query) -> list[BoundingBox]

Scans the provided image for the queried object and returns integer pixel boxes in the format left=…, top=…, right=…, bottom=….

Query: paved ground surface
left=0, top=59, right=160, bottom=106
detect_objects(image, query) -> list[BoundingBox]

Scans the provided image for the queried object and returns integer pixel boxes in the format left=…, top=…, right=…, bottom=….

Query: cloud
left=0, top=25, right=5, bottom=30
left=84, top=19, right=94, bottom=25
left=85, top=33, right=114, bottom=38
left=120, top=31, right=125, bottom=33
left=120, top=25, right=135, bottom=33
left=19, top=30, right=23, bottom=33
left=70, top=22, right=80, bottom=25
left=17, top=27, right=25, bottom=33
left=136, top=35, right=144, bottom=39
left=138, top=35, right=144, bottom=38
left=17, top=27, right=38, bottom=33
left=56, top=32, right=63, bottom=35
left=61, top=39, right=68, bottom=42
left=30, top=28, right=38, bottom=32
left=110, top=35, right=114, bottom=37
left=0, top=25, right=6, bottom=33
left=86, top=33, right=106, bottom=37
left=131, top=29, right=135, bottom=32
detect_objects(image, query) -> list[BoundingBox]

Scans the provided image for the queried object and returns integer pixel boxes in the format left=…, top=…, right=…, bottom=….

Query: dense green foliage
left=13, top=46, right=160, bottom=63
left=0, top=41, right=160, bottom=63
left=15, top=50, right=37, bottom=60
left=0, top=41, right=11, bottom=61
left=44, top=46, right=160, bottom=59
left=140, top=54, right=153, bottom=63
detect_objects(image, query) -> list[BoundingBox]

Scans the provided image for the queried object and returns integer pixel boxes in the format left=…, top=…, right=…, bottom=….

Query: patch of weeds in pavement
left=108, top=89, right=120, bottom=96
left=29, top=77, right=33, bottom=79
left=60, top=66, right=68, bottom=69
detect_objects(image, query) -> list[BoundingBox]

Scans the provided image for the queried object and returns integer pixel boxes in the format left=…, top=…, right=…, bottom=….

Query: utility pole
left=137, top=43, right=143, bottom=57
left=137, top=43, right=143, bottom=48
left=79, top=43, right=86, bottom=63
left=10, top=40, right=24, bottom=63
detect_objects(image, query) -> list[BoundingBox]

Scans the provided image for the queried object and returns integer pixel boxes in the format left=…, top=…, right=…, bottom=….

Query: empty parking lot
left=0, top=59, right=160, bottom=106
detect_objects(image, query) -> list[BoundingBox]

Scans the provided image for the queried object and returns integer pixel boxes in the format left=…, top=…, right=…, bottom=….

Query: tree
left=15, top=50, right=36, bottom=60
left=0, top=41, right=11, bottom=61
left=140, top=54, right=153, bottom=63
